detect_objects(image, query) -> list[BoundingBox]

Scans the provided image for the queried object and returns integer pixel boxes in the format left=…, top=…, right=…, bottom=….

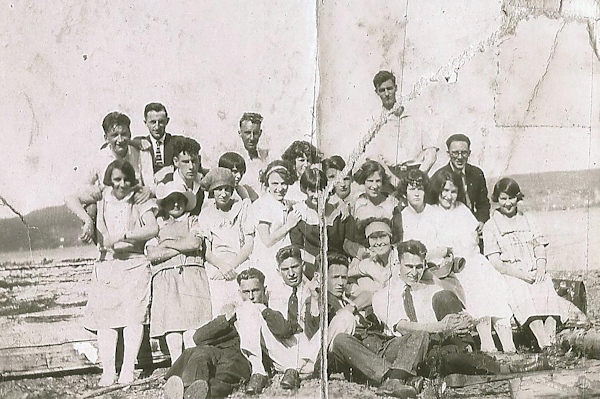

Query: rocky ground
left=1, top=256, right=599, bottom=398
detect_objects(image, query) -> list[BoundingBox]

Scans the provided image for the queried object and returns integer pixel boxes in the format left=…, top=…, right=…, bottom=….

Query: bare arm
left=255, top=211, right=300, bottom=248
left=487, top=253, right=534, bottom=283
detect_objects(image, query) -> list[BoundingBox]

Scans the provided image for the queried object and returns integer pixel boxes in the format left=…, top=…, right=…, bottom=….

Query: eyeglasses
left=449, top=150, right=470, bottom=158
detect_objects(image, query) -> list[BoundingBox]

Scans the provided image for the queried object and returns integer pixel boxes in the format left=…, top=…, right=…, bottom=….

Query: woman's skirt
left=455, top=254, right=513, bottom=320
left=84, top=256, right=152, bottom=330
left=150, top=264, right=212, bottom=337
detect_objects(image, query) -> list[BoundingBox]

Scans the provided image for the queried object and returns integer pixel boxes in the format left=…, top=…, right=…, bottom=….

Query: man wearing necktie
left=306, top=252, right=427, bottom=398
left=373, top=240, right=549, bottom=388
left=137, top=103, right=179, bottom=173
left=235, top=245, right=319, bottom=394
left=431, top=134, right=491, bottom=252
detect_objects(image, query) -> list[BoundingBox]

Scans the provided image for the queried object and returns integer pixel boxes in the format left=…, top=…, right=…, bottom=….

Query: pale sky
left=2, top=1, right=598, bottom=219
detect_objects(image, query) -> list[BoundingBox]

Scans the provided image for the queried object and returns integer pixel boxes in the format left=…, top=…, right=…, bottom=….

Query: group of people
left=66, top=70, right=571, bottom=399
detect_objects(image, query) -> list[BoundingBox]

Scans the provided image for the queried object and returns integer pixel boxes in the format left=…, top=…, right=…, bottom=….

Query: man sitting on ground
left=163, top=268, right=272, bottom=399
left=236, top=245, right=320, bottom=395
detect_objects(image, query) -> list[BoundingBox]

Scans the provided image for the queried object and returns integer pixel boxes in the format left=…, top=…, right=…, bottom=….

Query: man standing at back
left=138, top=102, right=178, bottom=173
left=431, top=133, right=490, bottom=248
left=364, top=71, right=438, bottom=177
left=236, top=112, right=270, bottom=193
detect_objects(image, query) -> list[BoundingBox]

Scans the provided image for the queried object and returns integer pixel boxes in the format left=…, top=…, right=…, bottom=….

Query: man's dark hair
left=102, top=112, right=131, bottom=135
left=237, top=267, right=266, bottom=286
left=144, top=103, right=168, bottom=119
left=445, top=133, right=471, bottom=149
left=239, top=112, right=263, bottom=128
left=373, top=70, right=396, bottom=89
left=397, top=240, right=427, bottom=260
left=276, top=245, right=302, bottom=266
left=171, top=136, right=201, bottom=160
left=315, top=252, right=349, bottom=270
left=102, top=159, right=138, bottom=187
left=219, top=152, right=247, bottom=175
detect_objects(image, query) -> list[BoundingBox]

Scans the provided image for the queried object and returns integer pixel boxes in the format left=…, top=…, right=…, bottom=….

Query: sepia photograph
left=1, top=1, right=599, bottom=398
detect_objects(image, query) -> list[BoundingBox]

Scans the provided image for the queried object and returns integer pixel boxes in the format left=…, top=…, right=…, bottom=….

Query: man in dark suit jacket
left=136, top=102, right=181, bottom=173
left=431, top=133, right=491, bottom=232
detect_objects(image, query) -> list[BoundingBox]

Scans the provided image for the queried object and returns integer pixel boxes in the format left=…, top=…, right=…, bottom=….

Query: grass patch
left=0, top=280, right=35, bottom=289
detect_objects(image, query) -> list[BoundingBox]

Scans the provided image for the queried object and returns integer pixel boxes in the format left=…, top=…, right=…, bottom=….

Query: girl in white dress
left=483, top=178, right=567, bottom=351
left=250, top=160, right=301, bottom=287
left=428, top=170, right=516, bottom=353
left=197, top=168, right=255, bottom=316
left=84, top=160, right=159, bottom=386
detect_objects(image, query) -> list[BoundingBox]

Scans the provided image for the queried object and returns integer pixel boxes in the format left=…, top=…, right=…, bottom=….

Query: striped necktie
left=155, top=141, right=163, bottom=166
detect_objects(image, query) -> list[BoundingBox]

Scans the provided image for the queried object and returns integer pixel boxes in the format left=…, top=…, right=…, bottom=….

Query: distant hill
left=1, top=169, right=598, bottom=253
left=490, top=168, right=600, bottom=211
left=0, top=205, right=83, bottom=252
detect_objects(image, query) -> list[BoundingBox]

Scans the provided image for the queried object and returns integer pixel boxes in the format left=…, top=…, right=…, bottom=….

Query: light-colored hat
left=364, top=220, right=392, bottom=238
left=156, top=181, right=196, bottom=211
left=201, top=167, right=235, bottom=192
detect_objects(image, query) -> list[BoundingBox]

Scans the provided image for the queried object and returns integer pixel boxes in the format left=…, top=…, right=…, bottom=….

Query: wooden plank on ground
left=509, top=364, right=600, bottom=398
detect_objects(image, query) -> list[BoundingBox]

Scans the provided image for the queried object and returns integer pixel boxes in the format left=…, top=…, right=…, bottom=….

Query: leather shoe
left=406, top=376, right=424, bottom=393
left=246, top=373, right=268, bottom=395
left=376, top=378, right=418, bottom=398
left=184, top=379, right=208, bottom=399
left=509, top=355, right=552, bottom=374
left=280, top=368, right=300, bottom=390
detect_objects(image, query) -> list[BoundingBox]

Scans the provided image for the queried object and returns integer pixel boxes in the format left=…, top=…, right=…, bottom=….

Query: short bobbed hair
left=219, top=152, right=247, bottom=175
left=426, top=170, right=464, bottom=205
left=397, top=169, right=429, bottom=198
left=237, top=267, right=266, bottom=286
left=491, top=177, right=525, bottom=202
left=259, top=160, right=295, bottom=186
left=300, top=167, right=327, bottom=193
left=281, top=141, right=321, bottom=173
left=102, top=159, right=138, bottom=187
left=353, top=160, right=389, bottom=186
left=322, top=155, right=346, bottom=172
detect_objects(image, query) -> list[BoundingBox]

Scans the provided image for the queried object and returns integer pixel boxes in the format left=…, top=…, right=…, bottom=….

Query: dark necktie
left=288, top=286, right=302, bottom=333
left=403, top=285, right=418, bottom=322
left=460, top=172, right=472, bottom=209
left=155, top=141, right=163, bottom=166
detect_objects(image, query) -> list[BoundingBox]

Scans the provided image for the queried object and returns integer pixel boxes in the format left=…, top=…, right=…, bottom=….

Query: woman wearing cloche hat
left=196, top=168, right=255, bottom=316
